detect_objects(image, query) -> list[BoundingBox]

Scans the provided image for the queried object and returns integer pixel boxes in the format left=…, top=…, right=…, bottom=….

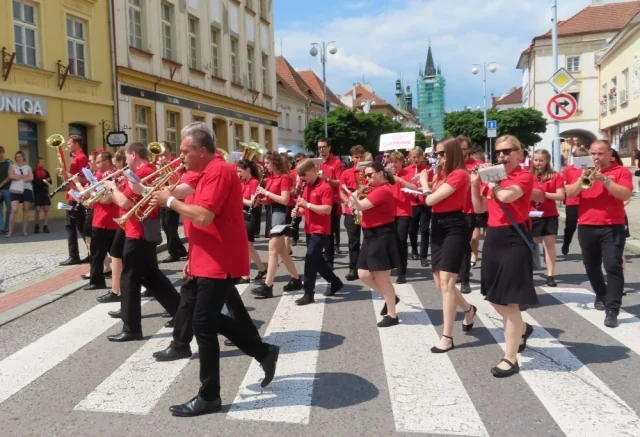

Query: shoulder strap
left=495, top=199, right=535, bottom=252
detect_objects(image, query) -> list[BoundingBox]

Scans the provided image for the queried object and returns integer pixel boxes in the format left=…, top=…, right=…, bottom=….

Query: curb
left=0, top=235, right=188, bottom=327
left=557, top=212, right=640, bottom=256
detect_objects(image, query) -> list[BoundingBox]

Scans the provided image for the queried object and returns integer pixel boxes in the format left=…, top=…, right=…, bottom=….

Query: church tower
left=417, top=41, right=446, bottom=140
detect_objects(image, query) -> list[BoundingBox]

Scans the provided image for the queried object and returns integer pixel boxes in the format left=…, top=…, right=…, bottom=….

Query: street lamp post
left=310, top=41, right=338, bottom=138
left=471, top=62, right=497, bottom=156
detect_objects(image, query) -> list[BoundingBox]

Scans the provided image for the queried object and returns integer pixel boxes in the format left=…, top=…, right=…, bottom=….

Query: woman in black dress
left=237, top=159, right=267, bottom=283
left=470, top=135, right=536, bottom=378
left=32, top=157, right=52, bottom=233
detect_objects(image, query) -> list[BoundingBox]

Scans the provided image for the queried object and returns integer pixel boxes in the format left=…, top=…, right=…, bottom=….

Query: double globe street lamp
left=310, top=41, right=338, bottom=138
left=471, top=62, right=498, bottom=155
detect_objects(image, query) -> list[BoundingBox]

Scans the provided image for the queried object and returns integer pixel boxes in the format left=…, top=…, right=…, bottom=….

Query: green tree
left=444, top=107, right=547, bottom=150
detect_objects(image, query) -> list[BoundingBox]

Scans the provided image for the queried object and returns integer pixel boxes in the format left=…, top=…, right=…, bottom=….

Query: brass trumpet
left=579, top=165, right=599, bottom=189
left=47, top=134, right=68, bottom=178
left=147, top=141, right=165, bottom=159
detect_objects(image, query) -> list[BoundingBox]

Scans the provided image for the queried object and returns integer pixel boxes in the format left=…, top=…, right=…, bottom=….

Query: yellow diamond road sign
left=549, top=67, right=576, bottom=93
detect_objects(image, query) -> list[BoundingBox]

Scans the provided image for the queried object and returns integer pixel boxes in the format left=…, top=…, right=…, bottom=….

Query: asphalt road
left=1, top=231, right=640, bottom=437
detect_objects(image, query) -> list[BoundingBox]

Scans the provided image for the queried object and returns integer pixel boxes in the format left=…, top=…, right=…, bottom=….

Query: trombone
left=47, top=134, right=68, bottom=176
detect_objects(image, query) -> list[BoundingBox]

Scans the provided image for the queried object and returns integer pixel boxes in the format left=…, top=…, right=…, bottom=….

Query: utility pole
left=551, top=0, right=561, bottom=171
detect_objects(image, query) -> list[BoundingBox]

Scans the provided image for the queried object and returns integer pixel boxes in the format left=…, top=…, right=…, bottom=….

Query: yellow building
left=0, top=0, right=115, bottom=216
left=597, top=9, right=640, bottom=158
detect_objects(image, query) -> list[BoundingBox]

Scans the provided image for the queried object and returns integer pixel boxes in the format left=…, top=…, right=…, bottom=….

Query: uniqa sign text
left=0, top=93, right=47, bottom=116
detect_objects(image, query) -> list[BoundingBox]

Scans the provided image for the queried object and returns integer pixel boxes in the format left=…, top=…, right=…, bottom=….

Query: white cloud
left=276, top=0, right=629, bottom=109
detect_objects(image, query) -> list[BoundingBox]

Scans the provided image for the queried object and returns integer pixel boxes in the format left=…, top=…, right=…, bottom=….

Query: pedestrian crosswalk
left=1, top=280, right=640, bottom=436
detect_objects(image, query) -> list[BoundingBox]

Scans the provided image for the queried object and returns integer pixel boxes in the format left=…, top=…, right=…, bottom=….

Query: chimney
left=352, top=83, right=357, bottom=100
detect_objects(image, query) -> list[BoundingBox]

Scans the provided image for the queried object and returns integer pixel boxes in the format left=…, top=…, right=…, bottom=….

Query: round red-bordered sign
left=547, top=93, right=577, bottom=121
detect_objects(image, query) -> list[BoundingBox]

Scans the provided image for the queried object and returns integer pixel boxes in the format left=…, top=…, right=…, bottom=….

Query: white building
left=491, top=87, right=523, bottom=111
left=112, top=0, right=279, bottom=153
left=517, top=1, right=640, bottom=149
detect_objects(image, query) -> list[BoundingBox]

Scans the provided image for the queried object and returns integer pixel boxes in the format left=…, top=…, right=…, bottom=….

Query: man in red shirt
left=458, top=136, right=482, bottom=293
left=561, top=146, right=589, bottom=255
left=158, top=142, right=188, bottom=263
left=59, top=135, right=89, bottom=266
left=293, top=159, right=344, bottom=305
left=318, top=138, right=343, bottom=265
left=101, top=142, right=181, bottom=342
left=566, top=140, right=632, bottom=328
left=151, top=123, right=279, bottom=417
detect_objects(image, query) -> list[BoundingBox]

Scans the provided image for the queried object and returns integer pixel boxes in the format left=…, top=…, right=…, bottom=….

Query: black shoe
left=161, top=256, right=179, bottom=264
left=161, top=311, right=171, bottom=318
left=546, top=276, right=557, bottom=287
left=334, top=247, right=343, bottom=255
left=170, top=395, right=222, bottom=417
left=470, top=260, right=477, bottom=268
left=377, top=315, right=399, bottom=328
left=224, top=339, right=235, bottom=347
left=460, top=282, right=472, bottom=294
left=420, top=258, right=429, bottom=267
left=323, top=281, right=344, bottom=297
left=345, top=270, right=358, bottom=281
left=594, top=298, right=605, bottom=311
left=411, top=253, right=419, bottom=261
left=251, top=283, right=274, bottom=299
left=430, top=335, right=454, bottom=353
left=84, top=284, right=106, bottom=291
left=141, top=290, right=152, bottom=298
left=164, top=319, right=175, bottom=328
left=237, top=278, right=250, bottom=284
left=295, top=293, right=315, bottom=306
left=80, top=255, right=91, bottom=264
left=561, top=241, right=569, bottom=256
left=108, top=309, right=122, bottom=318
left=97, top=291, right=120, bottom=303
left=34, top=224, right=40, bottom=234
left=380, top=296, right=400, bottom=316
left=462, top=305, right=477, bottom=332
left=292, top=240, right=298, bottom=246
left=604, top=311, right=619, bottom=328
left=153, top=346, right=192, bottom=361
left=43, top=225, right=49, bottom=234
left=259, top=344, right=280, bottom=388
left=107, top=331, right=143, bottom=342
left=396, top=275, right=407, bottom=284
left=283, top=277, right=303, bottom=292
left=60, top=257, right=81, bottom=266
left=253, top=269, right=267, bottom=282
left=491, top=358, right=520, bottom=378
left=518, top=323, right=534, bottom=353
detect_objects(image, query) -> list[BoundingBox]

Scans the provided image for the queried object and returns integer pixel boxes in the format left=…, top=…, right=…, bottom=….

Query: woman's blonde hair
left=387, top=151, right=404, bottom=163
left=531, top=148, right=555, bottom=180
left=494, top=135, right=523, bottom=151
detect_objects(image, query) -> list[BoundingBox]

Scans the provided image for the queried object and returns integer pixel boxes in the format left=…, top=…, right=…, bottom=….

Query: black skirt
left=357, top=222, right=400, bottom=272
left=431, top=211, right=467, bottom=274
left=481, top=225, right=538, bottom=306
left=244, top=207, right=261, bottom=243
left=531, top=216, right=559, bottom=238
left=475, top=212, right=488, bottom=228
left=110, top=227, right=126, bottom=259
left=33, top=189, right=51, bottom=207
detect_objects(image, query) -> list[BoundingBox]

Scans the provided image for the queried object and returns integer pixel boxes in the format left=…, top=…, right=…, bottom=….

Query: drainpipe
left=108, top=0, right=119, bottom=139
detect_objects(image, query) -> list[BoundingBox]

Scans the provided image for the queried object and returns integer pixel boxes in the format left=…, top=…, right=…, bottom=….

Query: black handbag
left=495, top=200, right=542, bottom=270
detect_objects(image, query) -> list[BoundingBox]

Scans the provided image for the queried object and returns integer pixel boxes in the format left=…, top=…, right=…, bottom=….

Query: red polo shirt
left=180, top=170, right=201, bottom=238
left=463, top=158, right=482, bottom=214
left=405, top=163, right=431, bottom=206
left=481, top=166, right=534, bottom=227
left=361, top=183, right=396, bottom=229
left=339, top=167, right=362, bottom=216
left=264, top=174, right=291, bottom=206
left=123, top=163, right=158, bottom=239
left=66, top=151, right=88, bottom=201
left=578, top=163, right=632, bottom=226
left=91, top=171, right=119, bottom=230
left=531, top=172, right=563, bottom=217
left=562, top=165, right=582, bottom=206
left=393, top=168, right=413, bottom=217
left=242, top=177, right=259, bottom=201
left=187, top=156, right=249, bottom=279
left=303, top=178, right=333, bottom=235
left=319, top=154, right=343, bottom=204
left=432, top=168, right=470, bottom=213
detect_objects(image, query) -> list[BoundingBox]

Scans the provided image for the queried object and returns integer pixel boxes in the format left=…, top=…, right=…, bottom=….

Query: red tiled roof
left=342, top=84, right=393, bottom=109
left=494, top=87, right=522, bottom=106
left=535, top=2, right=640, bottom=39
left=298, top=70, right=343, bottom=107
left=275, top=56, right=323, bottom=104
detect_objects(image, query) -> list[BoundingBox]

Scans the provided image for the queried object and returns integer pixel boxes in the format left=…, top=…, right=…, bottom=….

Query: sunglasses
left=436, top=151, right=445, bottom=157
left=364, top=172, right=377, bottom=179
left=493, top=148, right=517, bottom=156
left=318, top=146, right=329, bottom=150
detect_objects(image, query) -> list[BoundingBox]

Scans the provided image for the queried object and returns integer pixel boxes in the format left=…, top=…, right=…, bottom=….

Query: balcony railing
left=600, top=103, right=608, bottom=115
left=609, top=96, right=617, bottom=110
left=620, top=89, right=629, bottom=105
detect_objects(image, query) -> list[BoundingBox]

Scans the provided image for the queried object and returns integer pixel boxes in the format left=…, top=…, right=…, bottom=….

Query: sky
left=274, top=0, right=634, bottom=112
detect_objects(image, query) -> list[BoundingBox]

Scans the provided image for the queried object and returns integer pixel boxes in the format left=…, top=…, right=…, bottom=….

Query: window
left=161, top=3, right=173, bottom=59
left=250, top=126, right=259, bottom=142
left=566, top=56, right=580, bottom=73
left=262, top=53, right=269, bottom=94
left=285, top=113, right=290, bottom=129
left=210, top=27, right=220, bottom=77
left=234, top=123, right=243, bottom=150
left=66, top=18, right=86, bottom=77
left=622, top=68, right=629, bottom=91
left=166, top=111, right=179, bottom=149
left=247, top=46, right=255, bottom=89
left=568, top=92, right=580, bottom=107
left=188, top=15, right=199, bottom=69
left=13, top=0, right=38, bottom=67
left=298, top=114, right=304, bottom=131
left=128, top=0, right=143, bottom=49
left=134, top=106, right=149, bottom=145
left=230, top=36, right=239, bottom=83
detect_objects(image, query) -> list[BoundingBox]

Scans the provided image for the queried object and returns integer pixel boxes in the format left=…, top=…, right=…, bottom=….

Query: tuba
left=47, top=134, right=68, bottom=178
left=147, top=142, right=166, bottom=163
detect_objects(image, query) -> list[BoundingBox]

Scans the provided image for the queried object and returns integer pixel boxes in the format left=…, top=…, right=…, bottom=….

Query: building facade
left=597, top=10, right=640, bottom=159
left=416, top=45, right=445, bottom=140
left=112, top=0, right=279, bottom=154
left=1, top=0, right=115, bottom=216
left=517, top=1, right=640, bottom=151
left=491, top=87, right=523, bottom=111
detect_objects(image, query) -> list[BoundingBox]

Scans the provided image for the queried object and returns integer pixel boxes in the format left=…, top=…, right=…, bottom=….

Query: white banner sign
left=379, top=131, right=415, bottom=152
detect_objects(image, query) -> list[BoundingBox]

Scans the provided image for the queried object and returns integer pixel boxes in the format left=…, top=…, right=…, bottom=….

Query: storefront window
left=18, top=120, right=38, bottom=167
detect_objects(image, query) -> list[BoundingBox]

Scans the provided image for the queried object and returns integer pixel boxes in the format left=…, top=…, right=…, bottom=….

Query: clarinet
left=245, top=176, right=266, bottom=222
left=291, top=182, right=307, bottom=219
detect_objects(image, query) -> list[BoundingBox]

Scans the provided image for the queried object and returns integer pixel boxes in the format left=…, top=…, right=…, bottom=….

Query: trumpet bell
left=47, top=134, right=65, bottom=148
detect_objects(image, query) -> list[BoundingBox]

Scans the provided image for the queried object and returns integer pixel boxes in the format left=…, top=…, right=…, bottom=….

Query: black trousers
left=577, top=225, right=626, bottom=314
left=458, top=214, right=477, bottom=283
left=395, top=216, right=411, bottom=276
left=65, top=201, right=86, bottom=260
left=304, top=234, right=341, bottom=295
left=89, top=227, right=116, bottom=286
left=344, top=214, right=361, bottom=271
left=189, top=276, right=269, bottom=401
left=120, top=238, right=180, bottom=333
left=161, top=207, right=187, bottom=258
left=172, top=278, right=260, bottom=349
left=323, top=203, right=341, bottom=262
left=563, top=205, right=579, bottom=247
left=409, top=205, right=431, bottom=259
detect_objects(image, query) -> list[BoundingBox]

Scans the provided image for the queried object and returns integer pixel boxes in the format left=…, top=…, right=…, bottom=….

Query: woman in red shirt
left=419, top=138, right=476, bottom=354
left=388, top=151, right=414, bottom=284
left=237, top=159, right=267, bottom=284
left=251, top=152, right=302, bottom=299
left=530, top=149, right=565, bottom=287
left=349, top=161, right=401, bottom=328
left=471, top=135, right=536, bottom=378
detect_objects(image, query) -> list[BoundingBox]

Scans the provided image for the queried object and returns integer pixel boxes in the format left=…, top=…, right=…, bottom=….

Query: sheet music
left=269, top=224, right=287, bottom=234
left=478, top=164, right=507, bottom=183
left=572, top=156, right=594, bottom=169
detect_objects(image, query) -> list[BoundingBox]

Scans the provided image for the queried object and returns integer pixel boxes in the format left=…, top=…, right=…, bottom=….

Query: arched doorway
left=212, top=118, right=228, bottom=152
left=560, top=129, right=598, bottom=149
left=69, top=124, right=89, bottom=155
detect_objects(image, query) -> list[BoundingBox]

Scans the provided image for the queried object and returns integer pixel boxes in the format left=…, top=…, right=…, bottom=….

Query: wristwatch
left=492, top=185, right=502, bottom=194
left=603, top=176, right=611, bottom=185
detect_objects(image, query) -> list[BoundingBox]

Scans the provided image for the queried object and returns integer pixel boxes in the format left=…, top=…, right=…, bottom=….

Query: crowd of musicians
left=51, top=121, right=632, bottom=415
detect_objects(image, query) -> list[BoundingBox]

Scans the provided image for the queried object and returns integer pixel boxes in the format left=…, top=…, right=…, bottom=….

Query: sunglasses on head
left=493, top=148, right=517, bottom=156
